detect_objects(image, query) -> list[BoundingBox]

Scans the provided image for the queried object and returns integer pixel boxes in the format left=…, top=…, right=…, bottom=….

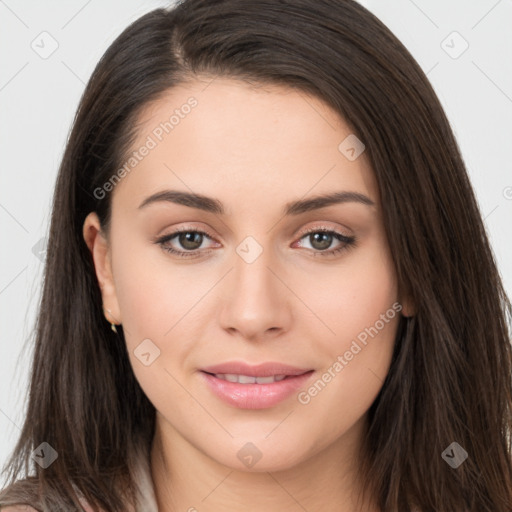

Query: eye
left=154, top=225, right=357, bottom=259
left=155, top=227, right=218, bottom=259
left=294, top=227, right=356, bottom=257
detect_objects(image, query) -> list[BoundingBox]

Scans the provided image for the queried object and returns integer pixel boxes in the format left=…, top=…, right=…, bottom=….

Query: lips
left=199, top=361, right=315, bottom=409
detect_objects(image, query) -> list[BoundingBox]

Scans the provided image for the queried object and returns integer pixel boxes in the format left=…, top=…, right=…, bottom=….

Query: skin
left=83, top=77, right=414, bottom=512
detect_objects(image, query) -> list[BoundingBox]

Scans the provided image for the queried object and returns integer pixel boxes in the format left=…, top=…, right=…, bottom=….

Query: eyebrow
left=138, top=189, right=375, bottom=216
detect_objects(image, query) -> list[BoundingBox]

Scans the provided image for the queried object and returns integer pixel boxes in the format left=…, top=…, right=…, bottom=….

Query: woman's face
left=84, top=77, right=411, bottom=472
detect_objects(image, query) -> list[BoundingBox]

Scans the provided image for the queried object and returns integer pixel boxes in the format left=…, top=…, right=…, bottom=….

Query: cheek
left=341, top=260, right=397, bottom=345
left=305, top=240, right=398, bottom=352
left=110, top=245, right=197, bottom=408
left=110, top=239, right=212, bottom=393
left=111, top=238, right=203, bottom=341
left=296, top=242, right=399, bottom=410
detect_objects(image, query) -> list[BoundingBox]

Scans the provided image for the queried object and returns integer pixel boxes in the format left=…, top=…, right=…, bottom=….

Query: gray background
left=1, top=0, right=511, bottom=485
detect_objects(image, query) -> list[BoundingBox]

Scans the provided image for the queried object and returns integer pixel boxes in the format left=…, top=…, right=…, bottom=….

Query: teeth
left=214, top=373, right=287, bottom=384
left=239, top=375, right=256, bottom=384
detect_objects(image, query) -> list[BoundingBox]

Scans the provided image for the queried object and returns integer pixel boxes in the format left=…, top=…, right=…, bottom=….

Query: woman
left=1, top=0, right=511, bottom=511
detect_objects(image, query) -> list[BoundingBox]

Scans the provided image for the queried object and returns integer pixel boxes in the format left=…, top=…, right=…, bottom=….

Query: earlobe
left=396, top=285, right=416, bottom=318
left=399, top=295, right=416, bottom=318
left=82, top=212, right=122, bottom=325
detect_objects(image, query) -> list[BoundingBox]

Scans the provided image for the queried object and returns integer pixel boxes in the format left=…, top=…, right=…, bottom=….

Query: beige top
left=1, top=451, right=159, bottom=512
left=123, top=449, right=159, bottom=512
left=2, top=454, right=430, bottom=511
left=80, top=450, right=159, bottom=512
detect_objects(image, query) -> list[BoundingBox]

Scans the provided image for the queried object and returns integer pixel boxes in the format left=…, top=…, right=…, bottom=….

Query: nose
left=218, top=242, right=292, bottom=342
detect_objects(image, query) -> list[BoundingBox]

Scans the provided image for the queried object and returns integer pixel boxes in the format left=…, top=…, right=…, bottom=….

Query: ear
left=82, top=212, right=122, bottom=325
left=399, top=293, right=416, bottom=318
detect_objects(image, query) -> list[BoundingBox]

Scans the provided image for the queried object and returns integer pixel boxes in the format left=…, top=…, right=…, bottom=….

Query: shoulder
left=1, top=500, right=96, bottom=511
left=1, top=507, right=39, bottom=511
left=0, top=476, right=99, bottom=512
left=1, top=499, right=96, bottom=512
left=0, top=477, right=40, bottom=511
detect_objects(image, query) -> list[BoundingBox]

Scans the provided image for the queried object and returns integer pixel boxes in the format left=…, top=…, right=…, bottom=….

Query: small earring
left=104, top=307, right=120, bottom=333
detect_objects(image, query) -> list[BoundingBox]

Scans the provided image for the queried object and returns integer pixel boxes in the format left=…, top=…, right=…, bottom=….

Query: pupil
left=312, top=232, right=331, bottom=250
left=180, top=232, right=202, bottom=250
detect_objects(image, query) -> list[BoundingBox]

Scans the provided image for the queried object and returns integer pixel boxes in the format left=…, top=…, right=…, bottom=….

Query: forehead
left=111, top=77, right=378, bottom=212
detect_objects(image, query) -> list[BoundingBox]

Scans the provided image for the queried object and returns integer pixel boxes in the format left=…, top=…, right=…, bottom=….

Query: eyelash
left=155, top=225, right=357, bottom=259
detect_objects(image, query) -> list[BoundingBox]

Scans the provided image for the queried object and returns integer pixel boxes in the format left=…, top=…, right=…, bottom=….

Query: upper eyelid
left=299, top=224, right=351, bottom=236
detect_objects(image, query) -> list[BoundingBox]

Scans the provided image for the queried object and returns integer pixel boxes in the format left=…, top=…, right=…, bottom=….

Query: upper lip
left=201, top=361, right=313, bottom=377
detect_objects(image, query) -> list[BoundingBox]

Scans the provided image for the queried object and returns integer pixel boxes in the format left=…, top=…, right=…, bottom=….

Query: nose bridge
left=235, top=237, right=274, bottom=291
left=218, top=233, right=290, bottom=338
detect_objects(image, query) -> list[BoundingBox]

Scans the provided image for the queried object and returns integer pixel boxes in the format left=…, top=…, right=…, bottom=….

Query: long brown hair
left=1, top=1, right=511, bottom=510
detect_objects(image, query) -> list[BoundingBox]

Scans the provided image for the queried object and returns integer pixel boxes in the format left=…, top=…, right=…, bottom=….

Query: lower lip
left=200, top=370, right=315, bottom=409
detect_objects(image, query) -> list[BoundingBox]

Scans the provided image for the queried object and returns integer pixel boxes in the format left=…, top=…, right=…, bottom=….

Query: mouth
left=199, top=368, right=315, bottom=409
